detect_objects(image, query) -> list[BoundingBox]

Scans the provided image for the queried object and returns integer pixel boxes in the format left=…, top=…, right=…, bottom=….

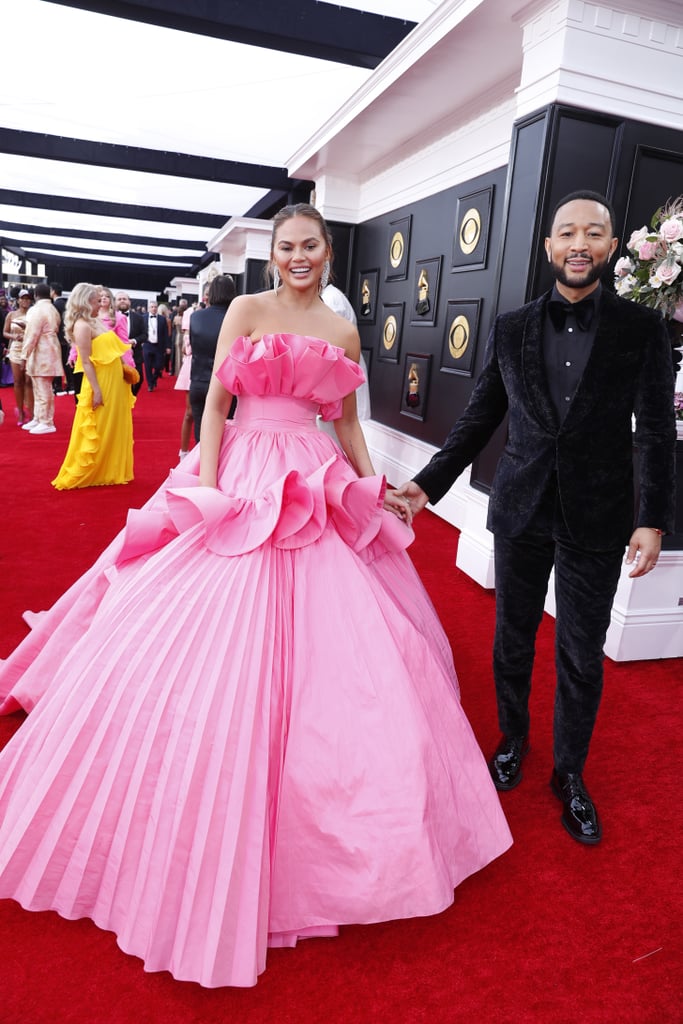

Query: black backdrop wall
left=350, top=166, right=508, bottom=449
left=345, top=101, right=683, bottom=494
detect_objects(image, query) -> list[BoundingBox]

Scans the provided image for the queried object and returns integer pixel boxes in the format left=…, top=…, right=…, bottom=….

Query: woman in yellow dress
left=52, top=283, right=136, bottom=489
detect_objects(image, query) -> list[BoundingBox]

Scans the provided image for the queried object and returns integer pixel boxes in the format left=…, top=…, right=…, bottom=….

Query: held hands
left=384, top=488, right=414, bottom=525
left=383, top=480, right=430, bottom=526
left=394, top=480, right=430, bottom=517
left=625, top=527, right=662, bottom=578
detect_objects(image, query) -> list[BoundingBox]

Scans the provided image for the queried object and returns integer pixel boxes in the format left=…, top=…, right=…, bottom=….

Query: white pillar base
left=603, top=549, right=683, bottom=661
left=454, top=487, right=495, bottom=590
left=543, top=549, right=683, bottom=662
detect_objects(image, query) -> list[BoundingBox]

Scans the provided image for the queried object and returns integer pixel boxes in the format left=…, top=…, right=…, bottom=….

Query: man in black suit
left=115, top=291, right=147, bottom=397
left=141, top=300, right=170, bottom=392
left=399, top=191, right=676, bottom=844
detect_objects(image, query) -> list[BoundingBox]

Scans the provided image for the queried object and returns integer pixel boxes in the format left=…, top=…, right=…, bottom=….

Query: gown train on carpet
left=0, top=334, right=511, bottom=987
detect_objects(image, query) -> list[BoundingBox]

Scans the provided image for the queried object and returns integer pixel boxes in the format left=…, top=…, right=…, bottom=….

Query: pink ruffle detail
left=216, top=334, right=365, bottom=422
left=116, top=458, right=413, bottom=565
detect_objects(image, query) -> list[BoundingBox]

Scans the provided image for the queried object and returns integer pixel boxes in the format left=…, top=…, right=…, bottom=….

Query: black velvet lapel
left=520, top=294, right=558, bottom=433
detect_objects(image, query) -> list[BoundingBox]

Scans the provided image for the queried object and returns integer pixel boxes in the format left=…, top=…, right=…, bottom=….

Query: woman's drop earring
left=273, top=266, right=280, bottom=291
left=320, top=259, right=330, bottom=291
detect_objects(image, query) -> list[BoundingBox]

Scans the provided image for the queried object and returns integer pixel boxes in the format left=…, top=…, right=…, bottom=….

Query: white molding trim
left=516, top=0, right=683, bottom=127
left=363, top=419, right=495, bottom=584
left=352, top=93, right=516, bottom=223
left=362, top=419, right=472, bottom=529
left=206, top=217, right=272, bottom=274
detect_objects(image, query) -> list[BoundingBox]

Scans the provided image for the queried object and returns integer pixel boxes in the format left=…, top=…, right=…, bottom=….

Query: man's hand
left=393, top=480, right=430, bottom=517
left=625, top=527, right=662, bottom=578
left=384, top=489, right=413, bottom=525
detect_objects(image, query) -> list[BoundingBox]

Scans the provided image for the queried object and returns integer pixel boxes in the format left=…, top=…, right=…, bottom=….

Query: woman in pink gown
left=0, top=204, right=511, bottom=988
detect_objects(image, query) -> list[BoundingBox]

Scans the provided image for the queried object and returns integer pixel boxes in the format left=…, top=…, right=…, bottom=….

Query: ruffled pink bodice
left=217, top=332, right=365, bottom=422
left=116, top=333, right=412, bottom=564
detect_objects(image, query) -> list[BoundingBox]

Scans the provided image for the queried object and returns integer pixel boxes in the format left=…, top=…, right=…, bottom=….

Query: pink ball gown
left=0, top=334, right=511, bottom=988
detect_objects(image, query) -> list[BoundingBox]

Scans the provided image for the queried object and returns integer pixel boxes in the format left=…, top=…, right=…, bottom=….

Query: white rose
left=627, top=226, right=649, bottom=252
left=614, top=256, right=634, bottom=277
left=615, top=274, right=636, bottom=296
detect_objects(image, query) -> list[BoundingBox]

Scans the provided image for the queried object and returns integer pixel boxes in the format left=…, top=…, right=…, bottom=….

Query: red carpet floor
left=0, top=379, right=681, bottom=1023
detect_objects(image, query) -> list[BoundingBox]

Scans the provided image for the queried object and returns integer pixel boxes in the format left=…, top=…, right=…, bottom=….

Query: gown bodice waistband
left=232, top=395, right=320, bottom=433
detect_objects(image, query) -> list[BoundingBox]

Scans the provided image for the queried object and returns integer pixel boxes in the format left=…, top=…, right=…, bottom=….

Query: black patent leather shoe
left=550, top=769, right=601, bottom=845
left=488, top=734, right=530, bottom=791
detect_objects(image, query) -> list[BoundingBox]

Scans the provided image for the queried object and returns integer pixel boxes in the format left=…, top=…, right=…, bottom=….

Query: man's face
left=116, top=293, right=130, bottom=312
left=149, top=303, right=158, bottom=315
left=544, top=199, right=618, bottom=295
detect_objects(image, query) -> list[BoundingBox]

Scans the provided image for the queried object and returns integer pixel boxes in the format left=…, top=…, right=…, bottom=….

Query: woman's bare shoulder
left=73, top=317, right=94, bottom=338
left=324, top=314, right=360, bottom=359
left=232, top=292, right=272, bottom=314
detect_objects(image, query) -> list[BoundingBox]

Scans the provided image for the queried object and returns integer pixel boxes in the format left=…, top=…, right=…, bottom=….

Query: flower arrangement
left=614, top=196, right=683, bottom=322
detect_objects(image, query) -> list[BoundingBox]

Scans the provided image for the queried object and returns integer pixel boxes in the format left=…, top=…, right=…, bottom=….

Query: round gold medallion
left=459, top=208, right=481, bottom=255
left=383, top=314, right=398, bottom=350
left=448, top=315, right=470, bottom=359
left=389, top=231, right=405, bottom=268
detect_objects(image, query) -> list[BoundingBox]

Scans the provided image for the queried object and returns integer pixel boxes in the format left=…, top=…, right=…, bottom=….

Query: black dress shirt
left=543, top=283, right=601, bottom=424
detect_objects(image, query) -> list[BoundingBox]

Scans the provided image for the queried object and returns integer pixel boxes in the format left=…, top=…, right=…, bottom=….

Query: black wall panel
left=351, top=166, right=508, bottom=449
left=349, top=103, right=683, bottom=496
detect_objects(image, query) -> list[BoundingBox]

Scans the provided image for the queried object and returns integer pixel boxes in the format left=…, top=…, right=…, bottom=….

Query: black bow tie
left=548, top=297, right=594, bottom=332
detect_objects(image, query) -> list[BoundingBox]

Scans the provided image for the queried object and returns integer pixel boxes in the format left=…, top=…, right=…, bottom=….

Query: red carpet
left=0, top=380, right=681, bottom=1023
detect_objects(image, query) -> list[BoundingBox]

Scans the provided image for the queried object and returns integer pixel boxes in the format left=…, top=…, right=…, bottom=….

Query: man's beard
left=551, top=255, right=609, bottom=290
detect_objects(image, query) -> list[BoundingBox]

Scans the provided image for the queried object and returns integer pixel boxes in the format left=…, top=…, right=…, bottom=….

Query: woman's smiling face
left=272, top=215, right=329, bottom=291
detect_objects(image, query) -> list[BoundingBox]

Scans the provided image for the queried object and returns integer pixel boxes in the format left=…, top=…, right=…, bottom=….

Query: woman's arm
left=3, top=312, right=19, bottom=342
left=333, top=392, right=374, bottom=477
left=74, top=321, right=103, bottom=409
left=332, top=324, right=411, bottom=522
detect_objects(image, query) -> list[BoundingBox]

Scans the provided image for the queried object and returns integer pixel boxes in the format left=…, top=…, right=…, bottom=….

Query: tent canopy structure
left=1, top=0, right=437, bottom=294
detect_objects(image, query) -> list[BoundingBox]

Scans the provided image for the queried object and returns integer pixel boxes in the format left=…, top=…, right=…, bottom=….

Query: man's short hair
left=549, top=190, right=616, bottom=236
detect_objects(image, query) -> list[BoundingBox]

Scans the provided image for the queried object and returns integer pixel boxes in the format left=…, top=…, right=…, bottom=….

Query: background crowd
left=0, top=281, right=227, bottom=455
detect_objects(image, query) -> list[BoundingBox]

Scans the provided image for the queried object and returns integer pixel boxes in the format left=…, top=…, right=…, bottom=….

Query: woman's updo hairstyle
left=268, top=203, right=335, bottom=288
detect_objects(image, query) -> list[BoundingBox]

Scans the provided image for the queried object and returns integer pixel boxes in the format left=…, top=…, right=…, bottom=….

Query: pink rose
left=636, top=240, right=658, bottom=261
left=655, top=260, right=681, bottom=286
left=660, top=217, right=683, bottom=243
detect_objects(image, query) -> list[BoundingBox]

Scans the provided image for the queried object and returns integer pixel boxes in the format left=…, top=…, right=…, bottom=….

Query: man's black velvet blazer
left=414, top=288, right=676, bottom=550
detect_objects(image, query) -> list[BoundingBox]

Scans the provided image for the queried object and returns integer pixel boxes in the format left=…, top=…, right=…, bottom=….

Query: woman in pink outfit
left=21, top=282, right=62, bottom=434
left=0, top=205, right=511, bottom=988
left=98, top=286, right=136, bottom=370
